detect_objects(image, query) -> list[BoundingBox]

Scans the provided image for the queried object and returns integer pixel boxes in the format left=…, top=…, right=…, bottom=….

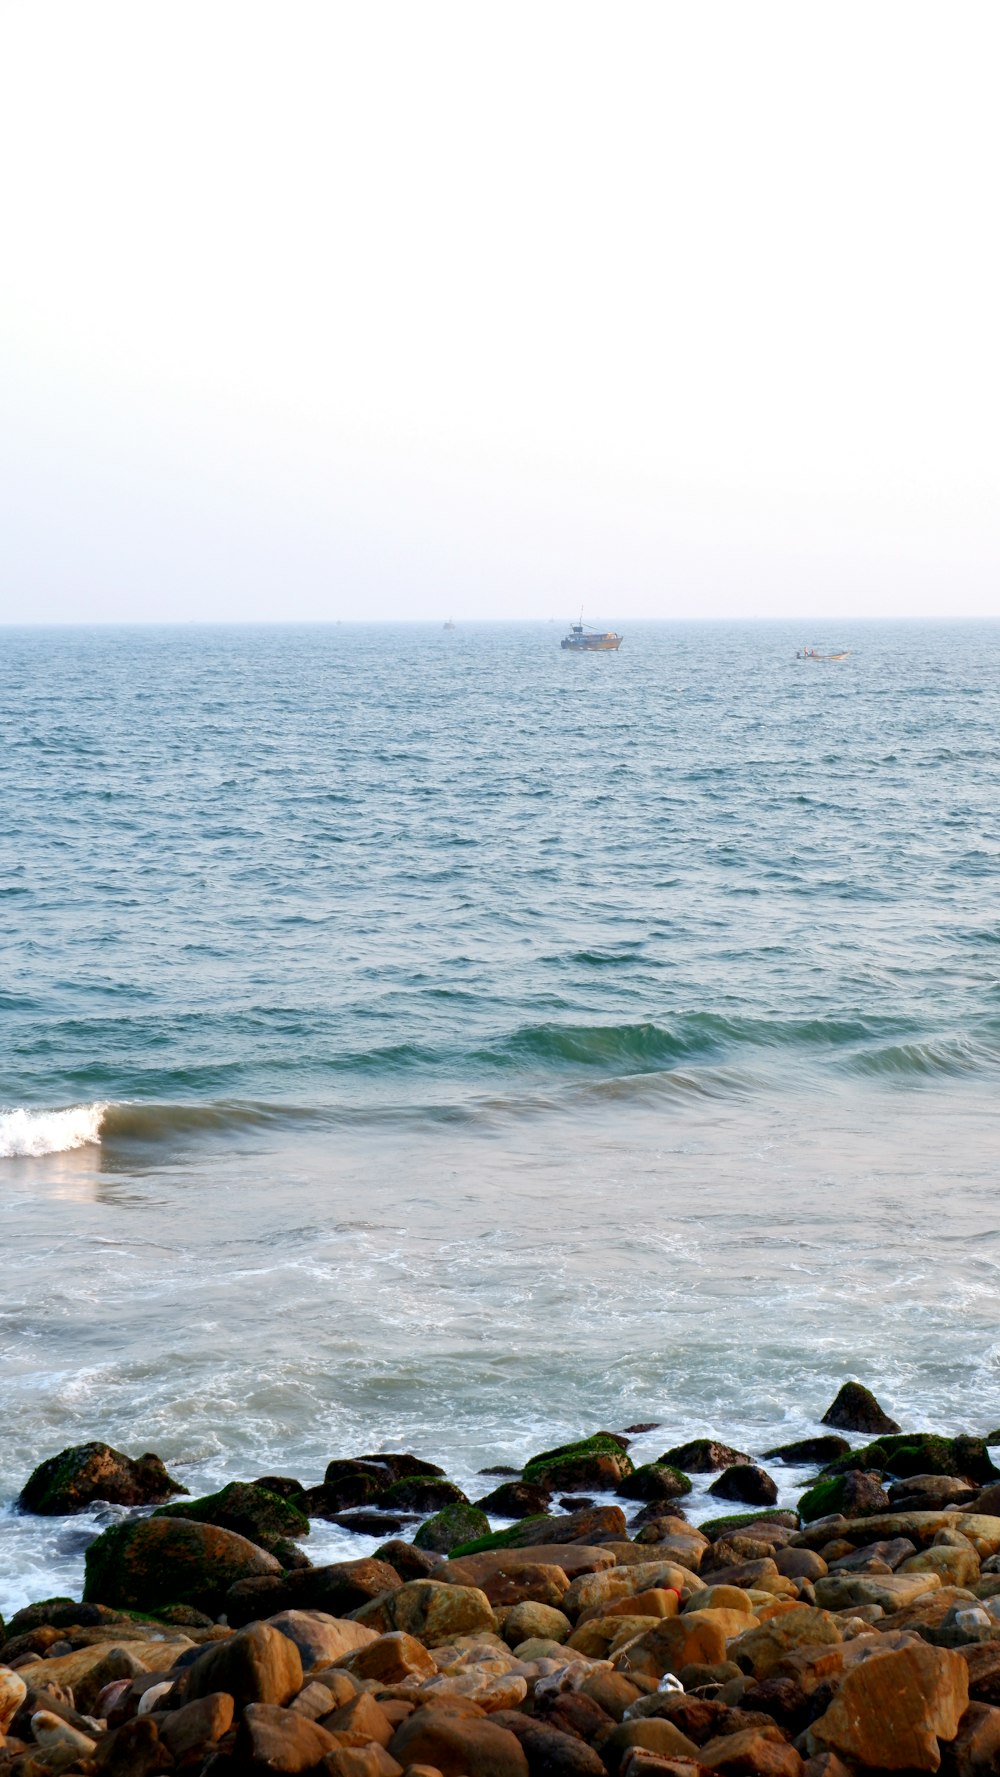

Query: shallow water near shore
left=2, top=620, right=999, bottom=1614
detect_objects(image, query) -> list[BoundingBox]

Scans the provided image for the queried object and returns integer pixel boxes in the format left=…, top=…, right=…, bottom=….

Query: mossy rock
left=988, top=1431, right=1000, bottom=1446
left=84, top=1515, right=280, bottom=1613
left=523, top=1434, right=634, bottom=1491
left=617, top=1462, right=692, bottom=1502
left=156, top=1481, right=309, bottom=1544
left=798, top=1474, right=850, bottom=1523
left=699, top=1509, right=800, bottom=1539
left=449, top=1515, right=555, bottom=1557
left=819, top=1433, right=998, bottom=1485
left=382, top=1475, right=469, bottom=1512
left=413, top=1502, right=491, bottom=1553
left=19, top=1442, right=187, bottom=1515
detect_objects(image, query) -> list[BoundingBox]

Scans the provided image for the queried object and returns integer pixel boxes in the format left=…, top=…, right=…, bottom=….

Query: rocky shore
left=3, top=1384, right=1000, bottom=1774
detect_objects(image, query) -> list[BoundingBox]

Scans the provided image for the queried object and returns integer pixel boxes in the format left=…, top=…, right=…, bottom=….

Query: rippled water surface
left=1, top=620, right=999, bottom=1611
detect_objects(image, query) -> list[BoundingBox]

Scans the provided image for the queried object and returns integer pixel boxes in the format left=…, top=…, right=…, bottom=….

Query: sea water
left=1, top=620, right=999, bottom=1613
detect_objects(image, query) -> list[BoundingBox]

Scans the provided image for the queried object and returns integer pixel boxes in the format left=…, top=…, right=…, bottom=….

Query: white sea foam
left=0, top=1102, right=107, bottom=1159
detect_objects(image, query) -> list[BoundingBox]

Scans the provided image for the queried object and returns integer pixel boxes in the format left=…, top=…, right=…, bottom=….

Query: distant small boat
left=796, top=647, right=850, bottom=661
left=561, top=615, right=622, bottom=652
left=443, top=619, right=456, bottom=631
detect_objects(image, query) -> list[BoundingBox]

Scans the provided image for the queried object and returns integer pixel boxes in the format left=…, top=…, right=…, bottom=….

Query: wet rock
left=475, top=1483, right=554, bottom=1519
left=521, top=1436, right=634, bottom=1494
left=890, top=1474, right=979, bottom=1511
left=798, top=1469, right=889, bottom=1524
left=18, top=1441, right=186, bottom=1515
left=226, top=1556, right=402, bottom=1627
left=450, top=1508, right=628, bottom=1557
left=83, top=1514, right=280, bottom=1614
left=707, top=1466, right=779, bottom=1508
left=355, top=1451, right=447, bottom=1480
left=353, top=1578, right=497, bottom=1645
left=820, top=1382, right=900, bottom=1436
left=373, top=1540, right=440, bottom=1580
left=617, top=1465, right=692, bottom=1503
left=385, top=1477, right=471, bottom=1512
left=442, top=1546, right=615, bottom=1588
left=973, top=1483, right=1000, bottom=1518
left=763, top=1437, right=851, bottom=1468
left=659, top=1440, right=751, bottom=1474
left=173, top=1620, right=302, bottom=1710
left=808, top=1640, right=968, bottom=1769
left=389, top=1706, right=529, bottom=1777
left=415, top=1503, right=492, bottom=1553
left=330, top=1509, right=414, bottom=1535
left=155, top=1478, right=311, bottom=1546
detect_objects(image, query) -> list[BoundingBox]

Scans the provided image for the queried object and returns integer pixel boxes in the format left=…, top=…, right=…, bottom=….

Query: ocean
left=2, top=619, right=999, bottom=1615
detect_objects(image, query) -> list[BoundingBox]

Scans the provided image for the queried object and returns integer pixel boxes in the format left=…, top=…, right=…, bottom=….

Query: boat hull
left=561, top=636, right=622, bottom=651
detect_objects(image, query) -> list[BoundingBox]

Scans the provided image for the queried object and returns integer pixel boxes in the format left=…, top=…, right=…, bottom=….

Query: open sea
left=2, top=619, right=1000, bottom=1615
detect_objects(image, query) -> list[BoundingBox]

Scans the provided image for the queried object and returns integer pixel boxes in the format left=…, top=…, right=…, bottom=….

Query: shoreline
left=4, top=1388, right=1000, bottom=1770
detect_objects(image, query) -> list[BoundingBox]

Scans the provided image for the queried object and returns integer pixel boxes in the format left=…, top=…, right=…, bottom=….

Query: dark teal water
left=2, top=621, right=999, bottom=1609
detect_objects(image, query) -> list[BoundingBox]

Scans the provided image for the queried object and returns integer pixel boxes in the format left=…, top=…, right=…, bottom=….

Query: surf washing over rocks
left=5, top=1384, right=1000, bottom=1773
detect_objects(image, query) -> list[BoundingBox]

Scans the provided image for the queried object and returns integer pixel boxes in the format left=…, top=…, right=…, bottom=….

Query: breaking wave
left=0, top=1103, right=107, bottom=1158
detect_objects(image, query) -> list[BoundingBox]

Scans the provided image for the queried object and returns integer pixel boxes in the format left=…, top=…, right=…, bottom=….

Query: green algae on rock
left=616, top=1462, right=691, bottom=1501
left=522, top=1434, right=633, bottom=1492
left=18, top=1442, right=187, bottom=1515
left=155, top=1480, right=310, bottom=1546
left=413, top=1501, right=491, bottom=1553
left=84, top=1514, right=280, bottom=1614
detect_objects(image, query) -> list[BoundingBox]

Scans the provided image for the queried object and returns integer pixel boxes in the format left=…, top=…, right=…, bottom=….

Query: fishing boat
left=796, top=647, right=850, bottom=661
left=443, top=619, right=456, bottom=631
left=561, top=615, right=622, bottom=652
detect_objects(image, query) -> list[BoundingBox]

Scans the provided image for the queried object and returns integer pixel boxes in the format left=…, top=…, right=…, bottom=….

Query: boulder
left=415, top=1503, right=491, bottom=1553
left=84, top=1514, right=280, bottom=1613
left=456, top=1561, right=570, bottom=1610
left=155, top=1478, right=310, bottom=1547
left=476, top=1482, right=554, bottom=1519
left=451, top=1509, right=628, bottom=1557
left=945, top=1701, right=1000, bottom=1776
left=659, top=1441, right=751, bottom=1474
left=236, top=1700, right=338, bottom=1768
left=442, top=1547, right=615, bottom=1588
left=343, top=1630, right=437, bottom=1684
left=321, top=1689, right=395, bottom=1747
left=814, top=1570, right=942, bottom=1613
left=266, top=1609, right=376, bottom=1669
left=372, top=1539, right=439, bottom=1580
left=699, top=1723, right=803, bottom=1774
left=173, top=1620, right=303, bottom=1710
left=353, top=1579, right=497, bottom=1645
left=491, top=1712, right=607, bottom=1777
left=899, top=1545, right=981, bottom=1588
left=384, top=1477, right=470, bottom=1512
left=502, top=1602, right=572, bottom=1646
left=708, top=1466, right=778, bottom=1508
left=599, top=1719, right=701, bottom=1771
left=617, top=1465, right=692, bottom=1503
left=352, top=1451, right=446, bottom=1480
left=522, top=1436, right=635, bottom=1494
left=620, top=1611, right=729, bottom=1679
left=0, top=1666, right=27, bottom=1733
left=961, top=1643, right=1000, bottom=1704
left=565, top=1561, right=701, bottom=1618
left=159, top=1690, right=235, bottom=1760
left=727, top=1606, right=842, bottom=1679
left=389, top=1706, right=529, bottom=1777
left=226, top=1556, right=402, bottom=1626
left=809, top=1641, right=968, bottom=1769
left=820, top=1382, right=900, bottom=1436
left=18, top=1441, right=186, bottom=1515
left=762, top=1438, right=851, bottom=1467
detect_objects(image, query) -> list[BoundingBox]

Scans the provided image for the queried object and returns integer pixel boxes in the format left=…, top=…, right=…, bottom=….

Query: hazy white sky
left=1, top=1, right=998, bottom=623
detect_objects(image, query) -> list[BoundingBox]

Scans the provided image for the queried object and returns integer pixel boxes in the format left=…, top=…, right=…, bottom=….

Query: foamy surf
left=0, top=1102, right=107, bottom=1159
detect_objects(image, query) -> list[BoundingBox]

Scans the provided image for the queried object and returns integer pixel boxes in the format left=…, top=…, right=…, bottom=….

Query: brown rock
left=236, top=1699, right=338, bottom=1770
left=468, top=1563, right=570, bottom=1610
left=618, top=1753, right=708, bottom=1777
left=94, top=1715, right=172, bottom=1775
left=960, top=1641, right=1000, bottom=1704
left=172, top=1620, right=303, bottom=1710
left=813, top=1570, right=942, bottom=1613
left=267, top=1609, right=377, bottom=1670
left=944, top=1701, right=1000, bottom=1775
left=490, top=1713, right=607, bottom=1777
left=565, top=1562, right=700, bottom=1619
left=389, top=1708, right=530, bottom=1777
left=972, top=1484, right=1000, bottom=1518
left=727, top=1608, right=842, bottom=1680
left=601, top=1719, right=703, bottom=1771
left=353, top=1579, right=497, bottom=1645
left=809, top=1641, right=969, bottom=1770
left=700, top=1723, right=802, bottom=1774
left=542, top=1688, right=618, bottom=1738
left=503, top=1603, right=572, bottom=1647
left=18, top=1441, right=186, bottom=1515
left=441, top=1548, right=615, bottom=1587
left=773, top=1551, right=827, bottom=1583
left=660, top=1441, right=751, bottom=1474
left=345, top=1632, right=437, bottom=1685
left=326, top=1749, right=403, bottom=1777
left=707, top=1468, right=779, bottom=1509
left=515, top=1508, right=629, bottom=1547
left=322, top=1690, right=395, bottom=1748
left=159, top=1690, right=234, bottom=1759
left=899, top=1545, right=981, bottom=1588
left=620, top=1612, right=728, bottom=1681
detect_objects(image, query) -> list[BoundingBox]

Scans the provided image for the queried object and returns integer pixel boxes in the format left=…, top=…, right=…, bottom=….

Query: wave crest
left=0, top=1103, right=107, bottom=1158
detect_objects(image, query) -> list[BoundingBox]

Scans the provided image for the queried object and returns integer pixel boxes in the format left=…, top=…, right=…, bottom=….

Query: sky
left=1, top=1, right=998, bottom=624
